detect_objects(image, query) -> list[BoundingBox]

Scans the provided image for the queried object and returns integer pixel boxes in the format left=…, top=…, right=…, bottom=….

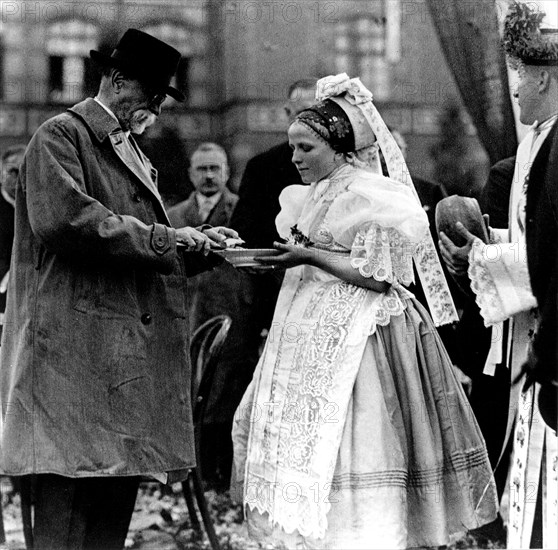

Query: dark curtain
left=425, top=0, right=517, bottom=164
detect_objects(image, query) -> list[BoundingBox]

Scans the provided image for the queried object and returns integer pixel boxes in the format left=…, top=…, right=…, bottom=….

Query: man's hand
left=201, top=226, right=241, bottom=248
left=438, top=222, right=477, bottom=277
left=175, top=227, right=213, bottom=254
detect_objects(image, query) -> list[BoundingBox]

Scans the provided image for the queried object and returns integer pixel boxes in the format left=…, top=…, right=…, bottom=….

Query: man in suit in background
left=228, top=78, right=316, bottom=356
left=168, top=143, right=249, bottom=490
left=168, top=143, right=237, bottom=230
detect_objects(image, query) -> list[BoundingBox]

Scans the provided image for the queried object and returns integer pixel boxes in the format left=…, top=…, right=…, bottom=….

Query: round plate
left=214, top=248, right=282, bottom=267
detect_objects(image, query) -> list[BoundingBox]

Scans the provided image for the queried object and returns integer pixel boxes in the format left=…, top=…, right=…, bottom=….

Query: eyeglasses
left=149, top=93, right=167, bottom=108
left=137, top=81, right=167, bottom=108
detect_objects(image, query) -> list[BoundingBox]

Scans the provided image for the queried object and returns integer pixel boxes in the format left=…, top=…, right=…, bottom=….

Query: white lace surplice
left=239, top=165, right=428, bottom=539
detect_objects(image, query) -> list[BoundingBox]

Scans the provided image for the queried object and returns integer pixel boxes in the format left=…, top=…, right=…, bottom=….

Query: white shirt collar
left=533, top=113, right=558, bottom=134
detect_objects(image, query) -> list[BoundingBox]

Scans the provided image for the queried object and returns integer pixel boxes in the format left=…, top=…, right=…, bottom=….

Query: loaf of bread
left=435, top=196, right=489, bottom=246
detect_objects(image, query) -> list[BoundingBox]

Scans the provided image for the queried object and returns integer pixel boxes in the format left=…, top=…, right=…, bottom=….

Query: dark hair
left=296, top=100, right=355, bottom=153
left=191, top=142, right=228, bottom=163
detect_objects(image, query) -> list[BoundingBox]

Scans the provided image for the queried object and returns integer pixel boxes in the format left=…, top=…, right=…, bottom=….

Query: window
left=141, top=22, right=208, bottom=106
left=329, top=0, right=401, bottom=101
left=46, top=20, right=99, bottom=103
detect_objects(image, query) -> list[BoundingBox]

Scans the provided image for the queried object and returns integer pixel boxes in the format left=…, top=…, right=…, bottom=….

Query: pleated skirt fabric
left=240, top=298, right=498, bottom=549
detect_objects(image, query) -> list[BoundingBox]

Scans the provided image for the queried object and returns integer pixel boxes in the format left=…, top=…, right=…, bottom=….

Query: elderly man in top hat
left=0, top=28, right=237, bottom=549
left=440, top=2, right=557, bottom=547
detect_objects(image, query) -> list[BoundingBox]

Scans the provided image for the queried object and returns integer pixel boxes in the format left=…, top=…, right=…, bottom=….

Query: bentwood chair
left=178, top=314, right=232, bottom=550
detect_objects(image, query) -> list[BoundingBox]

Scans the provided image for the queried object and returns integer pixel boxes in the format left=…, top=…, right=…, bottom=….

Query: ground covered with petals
left=0, top=480, right=505, bottom=549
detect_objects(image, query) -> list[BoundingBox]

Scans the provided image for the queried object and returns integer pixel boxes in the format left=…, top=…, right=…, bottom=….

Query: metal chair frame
left=178, top=314, right=232, bottom=550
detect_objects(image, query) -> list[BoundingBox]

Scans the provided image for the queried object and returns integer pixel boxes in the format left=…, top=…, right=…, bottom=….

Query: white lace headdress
left=315, top=73, right=458, bottom=326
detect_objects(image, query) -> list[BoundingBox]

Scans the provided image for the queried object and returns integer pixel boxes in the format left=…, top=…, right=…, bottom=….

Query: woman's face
left=288, top=122, right=342, bottom=183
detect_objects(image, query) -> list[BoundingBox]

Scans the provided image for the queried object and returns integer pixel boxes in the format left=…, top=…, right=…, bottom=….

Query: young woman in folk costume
left=232, top=74, right=498, bottom=549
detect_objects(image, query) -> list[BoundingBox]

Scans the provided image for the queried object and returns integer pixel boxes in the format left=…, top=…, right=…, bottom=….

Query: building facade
left=0, top=0, right=488, bottom=201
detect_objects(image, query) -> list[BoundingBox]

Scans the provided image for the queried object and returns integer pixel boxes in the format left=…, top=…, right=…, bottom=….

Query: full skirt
left=233, top=298, right=498, bottom=549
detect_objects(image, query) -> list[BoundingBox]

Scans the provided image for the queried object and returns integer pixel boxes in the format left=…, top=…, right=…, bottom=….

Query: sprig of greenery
left=503, top=1, right=558, bottom=66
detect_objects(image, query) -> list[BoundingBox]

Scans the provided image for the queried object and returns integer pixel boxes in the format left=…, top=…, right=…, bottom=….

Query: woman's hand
left=257, top=242, right=390, bottom=293
left=256, top=241, right=315, bottom=269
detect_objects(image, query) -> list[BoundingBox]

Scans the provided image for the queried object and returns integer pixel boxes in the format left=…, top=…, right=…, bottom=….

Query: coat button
left=141, top=313, right=152, bottom=325
left=132, top=193, right=141, bottom=202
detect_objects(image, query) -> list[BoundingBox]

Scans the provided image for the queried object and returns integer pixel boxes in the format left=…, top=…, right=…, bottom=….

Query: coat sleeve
left=23, top=119, right=177, bottom=274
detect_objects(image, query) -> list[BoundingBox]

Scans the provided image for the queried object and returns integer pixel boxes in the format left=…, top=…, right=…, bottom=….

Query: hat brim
left=90, top=50, right=185, bottom=102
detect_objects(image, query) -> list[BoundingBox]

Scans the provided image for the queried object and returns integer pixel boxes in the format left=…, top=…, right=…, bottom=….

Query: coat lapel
left=110, top=131, right=162, bottom=202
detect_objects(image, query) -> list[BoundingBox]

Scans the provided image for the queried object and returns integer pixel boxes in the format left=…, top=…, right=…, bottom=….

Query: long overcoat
left=0, top=98, right=212, bottom=480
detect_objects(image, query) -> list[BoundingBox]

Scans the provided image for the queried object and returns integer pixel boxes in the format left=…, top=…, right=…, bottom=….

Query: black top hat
left=90, top=28, right=185, bottom=101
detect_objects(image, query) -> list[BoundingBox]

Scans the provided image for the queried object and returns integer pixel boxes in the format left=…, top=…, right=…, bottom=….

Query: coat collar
left=68, top=98, right=169, bottom=224
left=68, top=98, right=121, bottom=143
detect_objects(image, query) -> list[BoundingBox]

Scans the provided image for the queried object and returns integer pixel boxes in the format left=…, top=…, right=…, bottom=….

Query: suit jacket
left=480, top=156, right=516, bottom=230
left=227, top=142, right=303, bottom=347
left=229, top=141, right=302, bottom=248
left=167, top=189, right=258, bottom=423
left=167, top=189, right=238, bottom=229
left=0, top=98, right=214, bottom=479
left=525, top=119, right=558, bottom=386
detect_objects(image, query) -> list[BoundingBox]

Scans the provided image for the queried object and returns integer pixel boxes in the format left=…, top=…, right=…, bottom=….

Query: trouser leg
left=32, top=474, right=140, bottom=550
left=82, top=476, right=140, bottom=550
left=32, top=474, right=87, bottom=550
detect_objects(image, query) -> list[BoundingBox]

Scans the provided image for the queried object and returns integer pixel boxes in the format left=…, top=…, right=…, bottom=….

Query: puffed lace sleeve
left=275, top=185, right=311, bottom=240
left=328, top=173, right=429, bottom=285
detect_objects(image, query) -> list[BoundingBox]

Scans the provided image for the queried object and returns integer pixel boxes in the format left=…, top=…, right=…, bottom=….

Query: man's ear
left=539, top=69, right=552, bottom=93
left=111, top=69, right=125, bottom=92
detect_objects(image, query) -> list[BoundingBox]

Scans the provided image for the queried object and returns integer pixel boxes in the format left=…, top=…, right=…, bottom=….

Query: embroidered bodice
left=276, top=163, right=428, bottom=325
